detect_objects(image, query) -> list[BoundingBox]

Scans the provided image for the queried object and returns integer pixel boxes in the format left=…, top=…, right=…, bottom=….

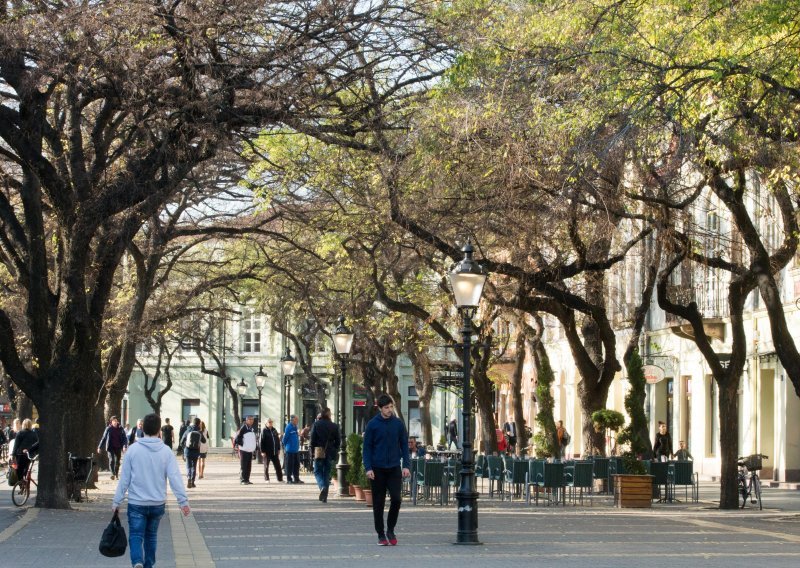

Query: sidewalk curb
left=0, top=507, right=38, bottom=543
left=169, top=503, right=215, bottom=567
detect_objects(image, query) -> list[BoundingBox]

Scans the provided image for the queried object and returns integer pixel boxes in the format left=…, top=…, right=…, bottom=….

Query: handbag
left=7, top=462, right=18, bottom=486
left=99, top=511, right=127, bottom=558
left=314, top=446, right=326, bottom=460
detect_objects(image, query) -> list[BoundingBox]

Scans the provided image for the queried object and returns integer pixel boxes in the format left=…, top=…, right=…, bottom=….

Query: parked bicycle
left=738, top=453, right=767, bottom=510
left=11, top=453, right=38, bottom=507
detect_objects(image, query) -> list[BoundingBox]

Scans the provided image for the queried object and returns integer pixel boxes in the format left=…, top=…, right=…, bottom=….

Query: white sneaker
left=134, top=563, right=144, bottom=568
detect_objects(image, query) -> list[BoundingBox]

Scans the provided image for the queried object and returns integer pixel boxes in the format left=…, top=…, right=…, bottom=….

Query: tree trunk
left=472, top=366, right=497, bottom=453
left=718, top=379, right=740, bottom=509
left=104, top=386, right=126, bottom=423
left=15, top=392, right=34, bottom=420
left=579, top=385, right=608, bottom=456
left=511, top=327, right=526, bottom=456
left=35, top=396, right=70, bottom=509
left=419, top=399, right=433, bottom=447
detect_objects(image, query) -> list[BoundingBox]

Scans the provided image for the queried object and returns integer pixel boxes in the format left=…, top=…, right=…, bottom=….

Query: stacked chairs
left=592, top=456, right=610, bottom=494
left=474, top=454, right=487, bottom=491
left=525, top=459, right=545, bottom=505
left=412, top=459, right=446, bottom=506
left=504, top=458, right=529, bottom=501
left=537, top=461, right=566, bottom=506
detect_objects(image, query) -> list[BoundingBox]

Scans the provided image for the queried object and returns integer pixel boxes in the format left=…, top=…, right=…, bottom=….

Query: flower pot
left=353, top=485, right=365, bottom=501
left=348, top=484, right=356, bottom=497
left=364, top=489, right=373, bottom=506
left=613, top=474, right=653, bottom=508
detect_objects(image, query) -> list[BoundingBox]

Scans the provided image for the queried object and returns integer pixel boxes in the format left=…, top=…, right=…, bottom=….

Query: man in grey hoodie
left=113, top=413, right=190, bottom=568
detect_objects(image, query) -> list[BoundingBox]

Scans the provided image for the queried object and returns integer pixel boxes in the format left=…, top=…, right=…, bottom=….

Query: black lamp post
left=254, top=366, right=267, bottom=464
left=236, top=378, right=247, bottom=426
left=333, top=315, right=354, bottom=496
left=281, top=346, right=297, bottom=426
left=448, top=241, right=487, bottom=546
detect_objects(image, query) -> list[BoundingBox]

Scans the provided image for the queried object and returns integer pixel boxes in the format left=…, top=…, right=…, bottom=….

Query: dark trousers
left=285, top=452, right=300, bottom=482
left=263, top=453, right=283, bottom=481
left=370, top=466, right=402, bottom=536
left=240, top=451, right=253, bottom=482
left=107, top=449, right=122, bottom=476
left=185, top=451, right=199, bottom=482
left=15, top=453, right=31, bottom=480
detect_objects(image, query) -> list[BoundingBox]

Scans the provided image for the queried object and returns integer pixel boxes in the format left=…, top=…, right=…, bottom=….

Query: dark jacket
left=235, top=423, right=257, bottom=453
left=180, top=425, right=205, bottom=457
left=260, top=426, right=281, bottom=455
left=363, top=413, right=411, bottom=472
left=13, top=429, right=39, bottom=457
left=309, top=418, right=341, bottom=461
left=653, top=432, right=673, bottom=458
left=161, top=424, right=174, bottom=447
left=99, top=425, right=128, bottom=452
left=128, top=427, right=145, bottom=445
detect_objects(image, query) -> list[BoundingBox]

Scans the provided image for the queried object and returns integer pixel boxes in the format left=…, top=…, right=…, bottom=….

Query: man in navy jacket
left=363, top=394, right=411, bottom=546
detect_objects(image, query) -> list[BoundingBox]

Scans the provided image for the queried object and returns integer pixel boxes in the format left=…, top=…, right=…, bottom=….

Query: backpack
left=562, top=431, right=571, bottom=445
left=186, top=430, right=201, bottom=450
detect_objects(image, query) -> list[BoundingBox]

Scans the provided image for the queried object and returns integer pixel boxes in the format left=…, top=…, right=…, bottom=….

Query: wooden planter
left=613, top=474, right=653, bottom=508
left=353, top=485, right=366, bottom=501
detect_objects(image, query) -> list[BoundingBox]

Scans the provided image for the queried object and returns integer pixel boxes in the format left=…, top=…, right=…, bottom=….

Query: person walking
left=309, top=408, right=341, bottom=502
left=234, top=415, right=257, bottom=485
left=112, top=413, right=190, bottom=568
left=503, top=415, right=517, bottom=454
left=179, top=417, right=205, bottom=488
left=260, top=417, right=283, bottom=483
left=283, top=415, right=302, bottom=484
left=448, top=416, right=459, bottom=450
left=363, top=394, right=411, bottom=546
left=555, top=420, right=570, bottom=460
left=128, top=418, right=145, bottom=445
left=197, top=420, right=210, bottom=480
left=98, top=415, right=128, bottom=480
left=177, top=419, right=189, bottom=456
left=160, top=418, right=174, bottom=450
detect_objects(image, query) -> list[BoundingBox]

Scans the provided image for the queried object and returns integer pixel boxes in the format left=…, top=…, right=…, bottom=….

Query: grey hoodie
left=112, top=436, right=188, bottom=509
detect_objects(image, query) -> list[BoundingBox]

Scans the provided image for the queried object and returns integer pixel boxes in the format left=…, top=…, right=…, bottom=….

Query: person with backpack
left=179, top=417, right=205, bottom=488
left=98, top=416, right=129, bottom=480
left=556, top=420, right=571, bottom=460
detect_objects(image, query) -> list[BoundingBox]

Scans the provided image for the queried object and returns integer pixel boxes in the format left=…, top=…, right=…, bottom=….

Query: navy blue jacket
left=363, top=413, right=411, bottom=471
left=98, top=425, right=128, bottom=452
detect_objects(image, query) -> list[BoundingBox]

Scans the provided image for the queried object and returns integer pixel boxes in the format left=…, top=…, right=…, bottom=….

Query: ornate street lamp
left=254, top=365, right=267, bottom=463
left=333, top=315, right=354, bottom=497
left=448, top=241, right=487, bottom=545
left=236, top=377, right=248, bottom=396
left=281, top=346, right=297, bottom=425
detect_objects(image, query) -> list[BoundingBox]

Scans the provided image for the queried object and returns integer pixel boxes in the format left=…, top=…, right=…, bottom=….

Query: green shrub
left=346, top=433, right=363, bottom=486
left=622, top=451, right=647, bottom=475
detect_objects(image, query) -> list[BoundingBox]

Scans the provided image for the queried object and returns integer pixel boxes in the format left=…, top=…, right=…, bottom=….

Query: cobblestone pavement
left=0, top=453, right=799, bottom=567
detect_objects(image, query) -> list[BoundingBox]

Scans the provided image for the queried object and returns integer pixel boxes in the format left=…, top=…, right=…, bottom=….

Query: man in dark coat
left=309, top=408, right=341, bottom=502
left=260, top=417, right=284, bottom=483
left=234, top=415, right=257, bottom=484
left=98, top=416, right=129, bottom=480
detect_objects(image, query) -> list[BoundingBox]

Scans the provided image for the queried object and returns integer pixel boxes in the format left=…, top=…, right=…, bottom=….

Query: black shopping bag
left=99, top=510, right=127, bottom=557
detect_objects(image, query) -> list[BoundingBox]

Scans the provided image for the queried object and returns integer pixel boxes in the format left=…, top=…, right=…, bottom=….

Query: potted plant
left=346, top=433, right=362, bottom=497
left=360, top=465, right=372, bottom=506
left=591, top=409, right=626, bottom=455
left=613, top=451, right=652, bottom=508
left=437, top=434, right=446, bottom=451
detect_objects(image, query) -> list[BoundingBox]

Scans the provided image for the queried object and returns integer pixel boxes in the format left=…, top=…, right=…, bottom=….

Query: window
left=182, top=399, right=201, bottom=422
left=241, top=309, right=262, bottom=353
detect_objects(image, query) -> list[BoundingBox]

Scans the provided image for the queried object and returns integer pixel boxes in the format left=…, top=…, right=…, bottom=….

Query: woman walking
left=198, top=420, right=210, bottom=480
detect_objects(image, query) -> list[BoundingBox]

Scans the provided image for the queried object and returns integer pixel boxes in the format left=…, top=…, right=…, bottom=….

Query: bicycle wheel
left=11, top=480, right=29, bottom=506
left=752, top=475, right=762, bottom=510
left=738, top=474, right=747, bottom=508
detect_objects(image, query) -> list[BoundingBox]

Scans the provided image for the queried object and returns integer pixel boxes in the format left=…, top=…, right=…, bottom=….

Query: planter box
left=613, top=474, right=653, bottom=508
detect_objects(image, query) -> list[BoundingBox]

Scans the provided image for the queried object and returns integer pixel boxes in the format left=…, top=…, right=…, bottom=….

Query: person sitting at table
left=674, top=440, right=693, bottom=461
left=408, top=436, right=426, bottom=459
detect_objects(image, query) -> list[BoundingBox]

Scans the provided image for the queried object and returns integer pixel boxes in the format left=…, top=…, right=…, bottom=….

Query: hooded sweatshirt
left=112, top=436, right=188, bottom=509
left=362, top=413, right=411, bottom=472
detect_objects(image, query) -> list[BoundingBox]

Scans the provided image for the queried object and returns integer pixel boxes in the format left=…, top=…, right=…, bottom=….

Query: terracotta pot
left=348, top=484, right=356, bottom=496
left=364, top=489, right=373, bottom=506
left=353, top=485, right=365, bottom=501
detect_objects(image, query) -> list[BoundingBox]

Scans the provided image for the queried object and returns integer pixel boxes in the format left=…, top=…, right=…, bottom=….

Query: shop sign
left=643, top=365, right=666, bottom=384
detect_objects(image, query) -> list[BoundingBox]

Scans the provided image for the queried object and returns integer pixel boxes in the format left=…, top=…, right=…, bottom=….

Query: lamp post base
left=336, top=462, right=350, bottom=496
left=454, top=489, right=481, bottom=545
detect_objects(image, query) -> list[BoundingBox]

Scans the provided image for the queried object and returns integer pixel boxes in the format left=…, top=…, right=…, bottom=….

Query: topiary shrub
left=346, top=433, right=363, bottom=486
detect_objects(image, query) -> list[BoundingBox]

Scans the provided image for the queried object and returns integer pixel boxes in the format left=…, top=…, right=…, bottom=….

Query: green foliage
left=622, top=451, right=647, bottom=476
left=591, top=409, right=625, bottom=431
left=618, top=350, right=651, bottom=456
left=346, top=433, right=363, bottom=486
left=534, top=348, right=557, bottom=457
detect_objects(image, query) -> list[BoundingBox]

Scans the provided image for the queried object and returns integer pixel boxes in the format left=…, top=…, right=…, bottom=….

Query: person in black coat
left=97, top=416, right=129, bottom=480
left=13, top=419, right=39, bottom=480
left=653, top=422, right=673, bottom=461
left=260, top=417, right=284, bottom=483
left=309, top=408, right=341, bottom=503
left=128, top=418, right=145, bottom=445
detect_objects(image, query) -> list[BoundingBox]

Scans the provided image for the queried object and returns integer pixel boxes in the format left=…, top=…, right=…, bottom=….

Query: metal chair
left=565, top=460, right=593, bottom=505
left=525, top=459, right=545, bottom=505
left=486, top=455, right=505, bottom=499
left=592, top=456, right=610, bottom=494
left=647, top=460, right=671, bottom=502
left=413, top=460, right=446, bottom=506
left=504, top=459, right=528, bottom=501
left=670, top=460, right=698, bottom=503
left=537, top=461, right=566, bottom=506
left=474, top=454, right=487, bottom=492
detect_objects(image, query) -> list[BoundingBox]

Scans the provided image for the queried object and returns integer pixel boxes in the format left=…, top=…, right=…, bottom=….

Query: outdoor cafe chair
left=537, top=461, right=566, bottom=506
left=592, top=456, right=610, bottom=494
left=504, top=458, right=528, bottom=501
left=647, top=460, right=672, bottom=503
left=486, top=455, right=505, bottom=499
left=670, top=460, right=698, bottom=503
left=525, top=459, right=545, bottom=505
left=565, top=460, right=593, bottom=506
left=413, top=459, right=446, bottom=506
left=474, top=454, right=487, bottom=492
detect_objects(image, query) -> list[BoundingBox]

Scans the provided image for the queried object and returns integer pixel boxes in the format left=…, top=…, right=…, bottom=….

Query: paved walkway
left=1, top=454, right=800, bottom=567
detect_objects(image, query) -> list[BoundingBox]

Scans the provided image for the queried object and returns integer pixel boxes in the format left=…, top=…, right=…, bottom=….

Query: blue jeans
left=127, top=503, right=165, bottom=568
left=313, top=457, right=332, bottom=491
left=185, top=449, right=199, bottom=482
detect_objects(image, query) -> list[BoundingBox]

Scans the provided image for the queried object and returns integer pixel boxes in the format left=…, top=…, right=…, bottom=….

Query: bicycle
left=738, top=453, right=767, bottom=510
left=11, top=453, right=38, bottom=507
